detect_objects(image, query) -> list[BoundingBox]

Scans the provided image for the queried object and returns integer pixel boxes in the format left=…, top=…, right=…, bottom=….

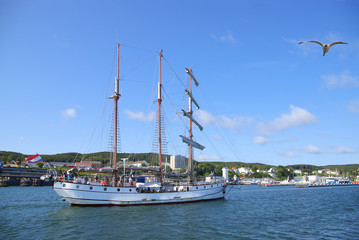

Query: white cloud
left=18, top=136, right=25, bottom=141
left=195, top=109, right=252, bottom=130
left=196, top=155, right=223, bottom=161
left=257, top=105, right=318, bottom=136
left=336, top=146, right=356, bottom=154
left=306, top=144, right=323, bottom=154
left=61, top=108, right=77, bottom=118
left=277, top=151, right=298, bottom=158
left=323, top=71, right=359, bottom=89
left=254, top=136, right=267, bottom=145
left=212, top=134, right=223, bottom=140
left=124, top=110, right=155, bottom=122
left=347, top=100, right=359, bottom=113
left=211, top=31, right=236, bottom=43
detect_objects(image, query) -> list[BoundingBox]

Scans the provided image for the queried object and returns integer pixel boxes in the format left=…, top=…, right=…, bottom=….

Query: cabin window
left=76, top=185, right=79, bottom=189
left=204, top=186, right=206, bottom=188
left=89, top=186, right=93, bottom=190
left=63, top=184, right=66, bottom=187
left=196, top=187, right=198, bottom=189
left=117, top=188, right=120, bottom=192
left=129, top=189, right=132, bottom=192
left=104, top=188, right=107, bottom=191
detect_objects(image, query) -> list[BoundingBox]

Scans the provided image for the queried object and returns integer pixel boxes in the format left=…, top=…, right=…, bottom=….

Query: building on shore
left=170, top=155, right=186, bottom=170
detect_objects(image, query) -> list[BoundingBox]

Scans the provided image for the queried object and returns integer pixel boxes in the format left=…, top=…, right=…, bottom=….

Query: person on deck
left=101, top=179, right=106, bottom=186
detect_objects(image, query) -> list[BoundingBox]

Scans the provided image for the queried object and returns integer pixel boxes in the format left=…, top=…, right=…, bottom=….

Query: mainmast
left=111, top=43, right=121, bottom=184
left=157, top=50, right=163, bottom=187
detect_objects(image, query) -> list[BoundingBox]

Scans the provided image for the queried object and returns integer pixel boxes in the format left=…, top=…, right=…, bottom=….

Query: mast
left=181, top=68, right=204, bottom=183
left=188, top=68, right=193, bottom=182
left=113, top=44, right=121, bottom=184
left=157, top=50, right=163, bottom=187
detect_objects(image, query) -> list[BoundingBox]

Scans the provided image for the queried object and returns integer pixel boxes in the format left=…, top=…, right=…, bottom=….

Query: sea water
left=1, top=185, right=359, bottom=239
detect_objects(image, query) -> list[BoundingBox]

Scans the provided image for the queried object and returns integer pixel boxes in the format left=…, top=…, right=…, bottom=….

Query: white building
left=237, top=167, right=251, bottom=174
left=308, top=175, right=319, bottom=183
left=222, top=167, right=229, bottom=181
left=170, top=155, right=186, bottom=170
left=127, top=160, right=148, bottom=168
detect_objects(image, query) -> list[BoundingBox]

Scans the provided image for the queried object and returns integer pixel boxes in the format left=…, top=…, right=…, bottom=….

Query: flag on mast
left=25, top=154, right=44, bottom=163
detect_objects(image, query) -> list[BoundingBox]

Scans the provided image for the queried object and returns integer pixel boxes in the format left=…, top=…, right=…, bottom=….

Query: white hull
left=54, top=181, right=226, bottom=206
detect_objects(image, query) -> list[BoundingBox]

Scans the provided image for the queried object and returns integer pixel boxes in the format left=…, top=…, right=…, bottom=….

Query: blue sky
left=1, top=0, right=359, bottom=166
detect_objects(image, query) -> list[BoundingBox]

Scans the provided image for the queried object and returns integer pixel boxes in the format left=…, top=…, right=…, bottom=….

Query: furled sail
left=181, top=109, right=203, bottom=131
left=185, top=90, right=200, bottom=110
left=179, top=135, right=205, bottom=150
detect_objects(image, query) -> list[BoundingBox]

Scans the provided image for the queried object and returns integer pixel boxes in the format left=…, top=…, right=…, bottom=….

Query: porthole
left=104, top=188, right=107, bottom=191
left=63, top=184, right=66, bottom=187
left=89, top=186, right=93, bottom=190
left=204, top=186, right=206, bottom=188
left=117, top=188, right=120, bottom=192
left=196, top=187, right=198, bottom=189
left=76, top=185, right=79, bottom=189
left=211, top=185, right=213, bottom=188
left=129, top=189, right=132, bottom=192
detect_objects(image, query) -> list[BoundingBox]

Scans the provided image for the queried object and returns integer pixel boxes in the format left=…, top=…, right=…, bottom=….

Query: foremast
left=109, top=43, right=121, bottom=184
left=180, top=68, right=204, bottom=183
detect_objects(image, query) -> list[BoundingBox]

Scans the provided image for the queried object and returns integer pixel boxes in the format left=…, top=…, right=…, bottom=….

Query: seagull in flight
left=298, top=41, right=348, bottom=56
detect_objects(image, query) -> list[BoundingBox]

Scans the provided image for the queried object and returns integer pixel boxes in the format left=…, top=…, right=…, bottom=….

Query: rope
left=120, top=44, right=158, bottom=53
left=120, top=55, right=156, bottom=79
left=161, top=85, right=189, bottom=133
left=198, top=86, right=247, bottom=163
left=162, top=56, right=187, bottom=90
left=224, top=183, right=239, bottom=196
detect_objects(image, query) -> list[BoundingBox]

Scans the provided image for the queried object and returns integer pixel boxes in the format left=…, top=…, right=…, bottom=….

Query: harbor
left=236, top=175, right=359, bottom=188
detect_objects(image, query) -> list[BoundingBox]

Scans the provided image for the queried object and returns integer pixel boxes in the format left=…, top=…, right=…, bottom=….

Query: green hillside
left=1, top=151, right=358, bottom=172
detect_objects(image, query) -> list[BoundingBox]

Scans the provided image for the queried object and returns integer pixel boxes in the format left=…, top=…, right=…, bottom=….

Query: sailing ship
left=53, top=44, right=227, bottom=206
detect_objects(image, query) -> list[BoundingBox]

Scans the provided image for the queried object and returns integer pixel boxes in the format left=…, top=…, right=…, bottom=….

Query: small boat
left=53, top=44, right=227, bottom=206
left=40, top=169, right=56, bottom=181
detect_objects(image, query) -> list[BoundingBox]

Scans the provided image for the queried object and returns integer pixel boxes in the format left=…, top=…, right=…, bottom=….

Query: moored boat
left=53, top=44, right=227, bottom=206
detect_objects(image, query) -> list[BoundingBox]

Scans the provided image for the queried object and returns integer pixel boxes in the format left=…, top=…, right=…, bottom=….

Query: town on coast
left=1, top=151, right=358, bottom=188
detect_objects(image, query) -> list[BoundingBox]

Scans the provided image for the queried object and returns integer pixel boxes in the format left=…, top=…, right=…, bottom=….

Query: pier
left=296, top=182, right=359, bottom=188
left=0, top=167, right=54, bottom=187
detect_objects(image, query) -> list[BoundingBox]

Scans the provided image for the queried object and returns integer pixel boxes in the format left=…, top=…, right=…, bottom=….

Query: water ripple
left=1, top=186, right=359, bottom=239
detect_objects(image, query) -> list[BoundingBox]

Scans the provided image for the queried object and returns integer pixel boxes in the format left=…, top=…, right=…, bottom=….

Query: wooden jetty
left=0, top=167, right=54, bottom=187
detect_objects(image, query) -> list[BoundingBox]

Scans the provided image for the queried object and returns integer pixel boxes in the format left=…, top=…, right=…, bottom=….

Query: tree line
left=1, top=151, right=358, bottom=179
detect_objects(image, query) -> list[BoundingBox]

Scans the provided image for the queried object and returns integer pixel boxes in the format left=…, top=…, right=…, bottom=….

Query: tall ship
left=53, top=44, right=227, bottom=206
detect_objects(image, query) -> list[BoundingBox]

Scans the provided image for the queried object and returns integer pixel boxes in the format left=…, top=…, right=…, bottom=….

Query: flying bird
left=298, top=41, right=348, bottom=56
